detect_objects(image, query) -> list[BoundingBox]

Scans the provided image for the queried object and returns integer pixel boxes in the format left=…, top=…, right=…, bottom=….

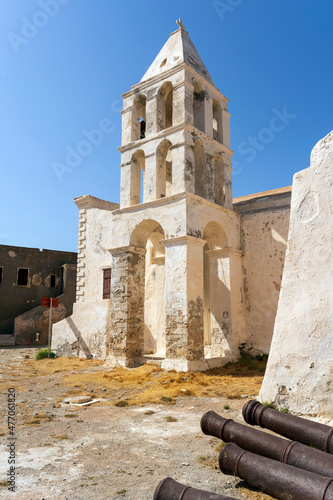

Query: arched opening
left=213, top=98, right=223, bottom=143
left=203, top=222, right=231, bottom=359
left=130, top=220, right=166, bottom=358
left=194, top=140, right=206, bottom=198
left=157, top=82, right=173, bottom=131
left=156, top=139, right=172, bottom=198
left=132, top=94, right=147, bottom=141
left=193, top=81, right=205, bottom=133
left=130, top=150, right=145, bottom=205
left=214, top=152, right=226, bottom=206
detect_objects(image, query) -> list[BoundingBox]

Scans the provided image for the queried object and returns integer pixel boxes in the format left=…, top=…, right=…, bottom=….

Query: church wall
left=83, top=207, right=114, bottom=302
left=111, top=195, right=187, bottom=249
left=234, top=191, right=291, bottom=356
left=52, top=196, right=119, bottom=359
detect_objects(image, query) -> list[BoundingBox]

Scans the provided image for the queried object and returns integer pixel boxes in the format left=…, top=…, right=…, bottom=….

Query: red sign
left=41, top=297, right=59, bottom=308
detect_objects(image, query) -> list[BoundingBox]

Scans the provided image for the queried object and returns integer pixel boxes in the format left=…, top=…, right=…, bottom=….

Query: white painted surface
left=260, top=131, right=333, bottom=417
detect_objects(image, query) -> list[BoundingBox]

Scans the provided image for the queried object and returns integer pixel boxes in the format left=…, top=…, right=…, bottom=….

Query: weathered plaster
left=260, top=131, right=333, bottom=417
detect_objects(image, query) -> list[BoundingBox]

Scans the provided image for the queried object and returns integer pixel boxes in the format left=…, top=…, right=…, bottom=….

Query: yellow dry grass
left=60, top=356, right=266, bottom=406
left=2, top=354, right=266, bottom=407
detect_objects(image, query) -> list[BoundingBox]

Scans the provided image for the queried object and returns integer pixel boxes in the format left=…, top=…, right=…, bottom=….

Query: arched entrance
left=130, top=219, right=166, bottom=358
left=203, top=222, right=232, bottom=359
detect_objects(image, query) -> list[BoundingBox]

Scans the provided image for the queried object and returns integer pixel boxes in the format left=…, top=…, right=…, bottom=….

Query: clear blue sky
left=1, top=0, right=332, bottom=252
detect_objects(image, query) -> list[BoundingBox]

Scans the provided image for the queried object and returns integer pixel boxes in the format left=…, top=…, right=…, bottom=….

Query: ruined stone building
left=52, top=20, right=292, bottom=370
left=0, top=244, right=76, bottom=346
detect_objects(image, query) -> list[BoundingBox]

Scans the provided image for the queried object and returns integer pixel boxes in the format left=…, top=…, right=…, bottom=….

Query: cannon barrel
left=219, top=443, right=333, bottom=500
left=201, top=411, right=333, bottom=478
left=243, top=400, right=333, bottom=454
left=153, top=477, right=236, bottom=500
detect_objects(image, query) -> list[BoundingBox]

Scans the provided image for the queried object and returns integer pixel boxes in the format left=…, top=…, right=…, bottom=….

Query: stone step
left=0, top=335, right=15, bottom=347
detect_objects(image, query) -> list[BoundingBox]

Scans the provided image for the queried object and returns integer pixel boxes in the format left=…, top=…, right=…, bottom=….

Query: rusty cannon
left=219, top=442, right=333, bottom=500
left=153, top=477, right=236, bottom=500
left=243, top=400, right=333, bottom=454
left=201, top=410, right=333, bottom=478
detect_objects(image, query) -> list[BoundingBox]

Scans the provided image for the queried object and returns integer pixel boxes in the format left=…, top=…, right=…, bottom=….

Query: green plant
left=36, top=348, right=56, bottom=360
left=262, top=401, right=275, bottom=408
left=165, top=416, right=178, bottom=422
left=223, top=404, right=230, bottom=410
left=115, top=400, right=128, bottom=407
left=280, top=407, right=290, bottom=414
left=160, top=396, right=174, bottom=403
left=116, top=489, right=126, bottom=495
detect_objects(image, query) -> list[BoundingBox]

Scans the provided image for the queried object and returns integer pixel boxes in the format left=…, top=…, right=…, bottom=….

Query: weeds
left=115, top=400, right=129, bottom=407
left=165, top=416, right=178, bottom=422
left=36, top=349, right=56, bottom=360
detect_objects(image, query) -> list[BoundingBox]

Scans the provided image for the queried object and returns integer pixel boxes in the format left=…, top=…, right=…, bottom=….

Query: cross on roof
left=176, top=18, right=186, bottom=31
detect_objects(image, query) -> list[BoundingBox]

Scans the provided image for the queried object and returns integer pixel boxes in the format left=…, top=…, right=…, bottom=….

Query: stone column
left=162, top=236, right=206, bottom=371
left=146, top=94, right=158, bottom=137
left=143, top=152, right=156, bottom=202
left=173, top=81, right=193, bottom=126
left=121, top=108, right=132, bottom=146
left=173, top=133, right=196, bottom=194
left=204, top=97, right=214, bottom=138
left=108, top=245, right=146, bottom=367
left=120, top=161, right=134, bottom=208
left=222, top=110, right=231, bottom=149
left=224, top=154, right=233, bottom=210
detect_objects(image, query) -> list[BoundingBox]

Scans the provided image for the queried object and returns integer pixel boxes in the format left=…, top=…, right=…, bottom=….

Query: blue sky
left=0, top=0, right=332, bottom=252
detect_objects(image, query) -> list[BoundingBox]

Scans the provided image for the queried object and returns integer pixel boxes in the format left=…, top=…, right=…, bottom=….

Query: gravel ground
left=0, top=347, right=273, bottom=500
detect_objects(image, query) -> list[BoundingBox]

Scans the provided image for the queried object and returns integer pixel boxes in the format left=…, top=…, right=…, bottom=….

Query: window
left=103, top=268, right=111, bottom=299
left=132, top=94, right=147, bottom=141
left=213, top=98, right=223, bottom=143
left=140, top=117, right=146, bottom=139
left=194, top=140, right=206, bottom=198
left=50, top=274, right=56, bottom=288
left=0, top=267, right=3, bottom=285
left=17, top=268, right=29, bottom=286
left=157, top=82, right=173, bottom=131
left=193, top=81, right=205, bottom=133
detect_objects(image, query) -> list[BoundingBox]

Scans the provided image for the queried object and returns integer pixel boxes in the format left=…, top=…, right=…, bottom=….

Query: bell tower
left=108, top=20, right=245, bottom=371
left=119, top=18, right=233, bottom=209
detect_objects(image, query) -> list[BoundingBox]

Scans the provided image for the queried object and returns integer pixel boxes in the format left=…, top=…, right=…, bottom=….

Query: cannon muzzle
left=153, top=477, right=236, bottom=500
left=201, top=410, right=333, bottom=477
left=243, top=400, right=333, bottom=454
left=219, top=443, right=333, bottom=500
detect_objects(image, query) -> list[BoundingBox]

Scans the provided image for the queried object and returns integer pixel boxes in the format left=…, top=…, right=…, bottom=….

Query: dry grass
left=59, top=356, right=266, bottom=406
left=3, top=354, right=266, bottom=408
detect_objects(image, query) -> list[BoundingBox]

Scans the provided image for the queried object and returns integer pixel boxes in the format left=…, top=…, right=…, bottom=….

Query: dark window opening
left=140, top=117, right=146, bottom=139
left=17, top=268, right=29, bottom=286
left=103, top=268, right=111, bottom=299
left=50, top=274, right=56, bottom=288
left=0, top=267, right=3, bottom=285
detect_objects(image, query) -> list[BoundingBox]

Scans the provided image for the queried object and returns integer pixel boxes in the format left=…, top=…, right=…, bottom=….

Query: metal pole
left=48, top=298, right=52, bottom=358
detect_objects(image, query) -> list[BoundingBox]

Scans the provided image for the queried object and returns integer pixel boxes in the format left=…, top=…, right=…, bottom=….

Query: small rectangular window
left=103, top=268, right=111, bottom=299
left=17, top=268, right=29, bottom=286
left=0, top=267, right=3, bottom=285
left=50, top=274, right=56, bottom=287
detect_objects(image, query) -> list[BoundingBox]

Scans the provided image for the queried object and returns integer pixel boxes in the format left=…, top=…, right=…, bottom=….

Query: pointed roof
left=140, top=19, right=214, bottom=86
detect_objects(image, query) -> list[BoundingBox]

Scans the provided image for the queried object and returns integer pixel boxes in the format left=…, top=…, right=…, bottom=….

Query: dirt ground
left=0, top=347, right=274, bottom=500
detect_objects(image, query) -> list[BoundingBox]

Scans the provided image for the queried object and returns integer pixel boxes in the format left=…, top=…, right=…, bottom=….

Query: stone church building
left=52, top=20, right=291, bottom=371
